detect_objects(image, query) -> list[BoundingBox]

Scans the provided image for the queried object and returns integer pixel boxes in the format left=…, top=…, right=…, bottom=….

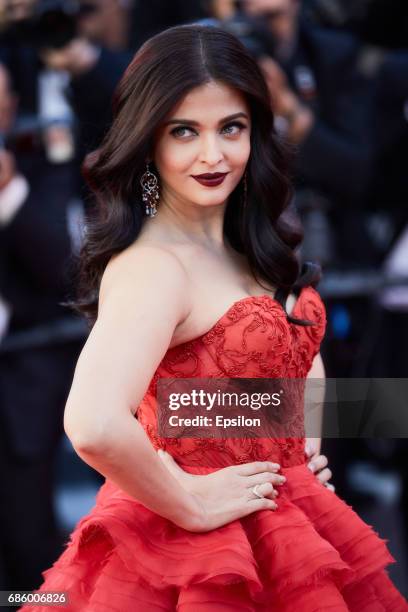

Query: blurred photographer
left=0, top=0, right=206, bottom=157
left=0, top=63, right=26, bottom=346
left=202, top=0, right=379, bottom=272
left=0, top=64, right=26, bottom=228
left=0, top=55, right=85, bottom=596
left=243, top=0, right=375, bottom=204
left=0, top=0, right=132, bottom=163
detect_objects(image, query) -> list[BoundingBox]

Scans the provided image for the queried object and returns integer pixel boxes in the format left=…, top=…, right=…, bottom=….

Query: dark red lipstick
left=191, top=172, right=229, bottom=187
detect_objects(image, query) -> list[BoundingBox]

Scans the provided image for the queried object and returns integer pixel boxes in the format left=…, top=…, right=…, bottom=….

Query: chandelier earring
left=140, top=162, right=160, bottom=218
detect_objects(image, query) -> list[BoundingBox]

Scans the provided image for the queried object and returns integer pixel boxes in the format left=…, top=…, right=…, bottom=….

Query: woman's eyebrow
left=164, top=112, right=249, bottom=127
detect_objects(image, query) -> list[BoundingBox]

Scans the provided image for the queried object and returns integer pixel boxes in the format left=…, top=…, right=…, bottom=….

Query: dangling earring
left=242, top=170, right=248, bottom=209
left=140, top=162, right=159, bottom=217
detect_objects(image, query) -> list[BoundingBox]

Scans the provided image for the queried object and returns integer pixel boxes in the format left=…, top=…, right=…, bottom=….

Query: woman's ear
left=146, top=156, right=157, bottom=169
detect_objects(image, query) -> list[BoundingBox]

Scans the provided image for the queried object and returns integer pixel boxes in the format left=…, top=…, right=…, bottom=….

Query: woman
left=22, top=25, right=407, bottom=611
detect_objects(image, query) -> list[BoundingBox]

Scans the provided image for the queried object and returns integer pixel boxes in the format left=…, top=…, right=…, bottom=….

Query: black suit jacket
left=0, top=153, right=83, bottom=461
left=285, top=21, right=376, bottom=207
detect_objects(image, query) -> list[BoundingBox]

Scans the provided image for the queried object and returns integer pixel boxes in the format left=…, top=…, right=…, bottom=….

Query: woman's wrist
left=167, top=490, right=204, bottom=532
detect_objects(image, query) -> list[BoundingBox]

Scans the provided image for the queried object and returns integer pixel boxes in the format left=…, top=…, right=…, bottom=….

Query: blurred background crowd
left=0, top=0, right=407, bottom=603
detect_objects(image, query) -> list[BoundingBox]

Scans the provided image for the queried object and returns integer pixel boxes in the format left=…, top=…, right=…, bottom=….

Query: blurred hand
left=0, top=64, right=17, bottom=134
left=0, top=149, right=16, bottom=190
left=40, top=38, right=100, bottom=76
left=258, top=55, right=296, bottom=114
left=258, top=55, right=314, bottom=143
left=305, top=439, right=335, bottom=492
left=0, top=0, right=37, bottom=26
left=244, top=0, right=290, bottom=16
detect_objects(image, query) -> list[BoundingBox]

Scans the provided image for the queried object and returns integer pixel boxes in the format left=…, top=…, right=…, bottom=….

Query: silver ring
left=252, top=484, right=264, bottom=499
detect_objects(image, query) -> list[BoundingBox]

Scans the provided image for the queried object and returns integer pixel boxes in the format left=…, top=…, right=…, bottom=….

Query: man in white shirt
left=0, top=62, right=29, bottom=340
left=0, top=59, right=84, bottom=594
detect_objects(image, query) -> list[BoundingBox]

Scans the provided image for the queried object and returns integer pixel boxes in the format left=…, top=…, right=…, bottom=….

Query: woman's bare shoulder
left=103, top=241, right=188, bottom=277
left=99, top=242, right=191, bottom=312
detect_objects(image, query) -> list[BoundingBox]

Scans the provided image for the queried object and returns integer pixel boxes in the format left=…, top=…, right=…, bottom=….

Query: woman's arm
left=63, top=245, right=281, bottom=532
left=63, top=245, right=202, bottom=529
left=305, top=352, right=334, bottom=489
left=305, top=351, right=325, bottom=456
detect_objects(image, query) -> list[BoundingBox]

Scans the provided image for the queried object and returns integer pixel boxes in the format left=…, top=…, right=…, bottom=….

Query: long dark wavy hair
left=65, top=24, right=321, bottom=329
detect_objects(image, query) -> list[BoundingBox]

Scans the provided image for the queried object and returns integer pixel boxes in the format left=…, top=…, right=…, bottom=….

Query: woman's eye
left=170, top=122, right=246, bottom=138
left=170, top=126, right=195, bottom=138
left=223, top=121, right=246, bottom=136
left=222, top=122, right=246, bottom=136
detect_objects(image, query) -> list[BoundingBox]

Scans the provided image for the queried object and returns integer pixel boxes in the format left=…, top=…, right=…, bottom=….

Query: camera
left=220, top=2, right=278, bottom=59
left=3, top=0, right=97, bottom=50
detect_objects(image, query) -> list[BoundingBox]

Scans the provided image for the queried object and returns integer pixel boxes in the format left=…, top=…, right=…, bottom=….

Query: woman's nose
left=198, top=135, right=224, bottom=166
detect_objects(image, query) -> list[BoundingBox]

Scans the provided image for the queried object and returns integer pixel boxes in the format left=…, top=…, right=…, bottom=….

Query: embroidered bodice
left=136, top=285, right=327, bottom=469
left=26, top=282, right=407, bottom=612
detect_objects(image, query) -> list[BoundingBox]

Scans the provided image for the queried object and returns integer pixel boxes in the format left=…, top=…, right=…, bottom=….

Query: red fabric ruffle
left=19, top=463, right=408, bottom=611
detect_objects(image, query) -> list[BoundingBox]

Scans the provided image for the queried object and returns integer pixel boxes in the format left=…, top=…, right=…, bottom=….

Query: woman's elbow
left=63, top=406, right=109, bottom=455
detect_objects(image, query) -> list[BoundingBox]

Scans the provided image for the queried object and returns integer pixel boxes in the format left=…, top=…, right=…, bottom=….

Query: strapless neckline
left=169, top=286, right=308, bottom=351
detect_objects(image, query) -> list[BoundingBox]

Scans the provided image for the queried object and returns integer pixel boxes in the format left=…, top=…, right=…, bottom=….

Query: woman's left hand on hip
left=305, top=444, right=335, bottom=492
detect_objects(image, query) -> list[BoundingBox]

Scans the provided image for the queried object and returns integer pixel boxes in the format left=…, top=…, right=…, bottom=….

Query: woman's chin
left=194, top=197, right=229, bottom=208
left=187, top=187, right=233, bottom=208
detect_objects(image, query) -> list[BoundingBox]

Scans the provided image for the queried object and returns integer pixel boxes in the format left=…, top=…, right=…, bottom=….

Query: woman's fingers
left=307, top=453, right=328, bottom=473
left=237, top=461, right=281, bottom=476
left=305, top=438, right=319, bottom=458
left=245, top=471, right=286, bottom=487
left=307, top=453, right=335, bottom=489
left=248, top=481, right=274, bottom=498
left=246, top=483, right=278, bottom=509
left=247, top=481, right=279, bottom=500
left=315, top=467, right=333, bottom=485
left=246, top=496, right=278, bottom=512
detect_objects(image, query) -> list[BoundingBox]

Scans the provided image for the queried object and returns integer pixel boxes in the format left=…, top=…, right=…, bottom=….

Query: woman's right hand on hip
left=157, top=450, right=286, bottom=533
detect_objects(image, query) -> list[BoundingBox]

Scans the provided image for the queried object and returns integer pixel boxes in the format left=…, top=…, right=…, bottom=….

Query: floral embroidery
left=161, top=346, right=201, bottom=376
left=137, top=286, right=326, bottom=468
left=201, top=323, right=225, bottom=345
left=227, top=300, right=252, bottom=322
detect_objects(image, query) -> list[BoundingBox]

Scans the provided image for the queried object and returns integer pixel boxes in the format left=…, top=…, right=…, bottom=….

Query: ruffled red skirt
left=20, top=463, right=408, bottom=611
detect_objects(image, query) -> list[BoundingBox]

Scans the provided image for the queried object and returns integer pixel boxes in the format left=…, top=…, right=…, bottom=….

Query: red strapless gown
left=20, top=286, right=408, bottom=611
